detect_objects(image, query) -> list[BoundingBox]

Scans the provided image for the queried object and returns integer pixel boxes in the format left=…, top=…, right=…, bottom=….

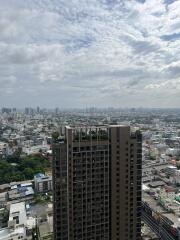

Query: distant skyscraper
left=55, top=107, right=59, bottom=114
left=2, top=108, right=11, bottom=114
left=52, top=125, right=142, bottom=240
left=37, top=106, right=40, bottom=114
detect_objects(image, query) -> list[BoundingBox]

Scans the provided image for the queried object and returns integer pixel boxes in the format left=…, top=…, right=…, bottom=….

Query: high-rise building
left=37, top=106, right=40, bottom=114
left=52, top=125, right=142, bottom=240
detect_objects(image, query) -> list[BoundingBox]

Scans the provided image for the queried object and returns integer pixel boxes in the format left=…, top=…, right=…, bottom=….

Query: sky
left=0, top=0, right=180, bottom=108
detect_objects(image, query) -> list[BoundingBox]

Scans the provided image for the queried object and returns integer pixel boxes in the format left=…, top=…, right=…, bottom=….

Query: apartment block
left=52, top=125, right=142, bottom=240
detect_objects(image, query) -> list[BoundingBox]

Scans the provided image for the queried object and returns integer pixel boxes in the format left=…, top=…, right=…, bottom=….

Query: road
left=142, top=210, right=177, bottom=240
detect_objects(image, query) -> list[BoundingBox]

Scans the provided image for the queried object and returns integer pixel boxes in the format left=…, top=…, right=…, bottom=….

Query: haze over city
left=1, top=1, right=180, bottom=240
left=0, top=0, right=180, bottom=108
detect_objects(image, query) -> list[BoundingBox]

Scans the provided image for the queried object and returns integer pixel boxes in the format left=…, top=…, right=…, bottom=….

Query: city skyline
left=0, top=0, right=180, bottom=108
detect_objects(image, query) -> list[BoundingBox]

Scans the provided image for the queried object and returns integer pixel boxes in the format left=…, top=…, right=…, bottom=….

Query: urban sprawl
left=0, top=107, right=180, bottom=240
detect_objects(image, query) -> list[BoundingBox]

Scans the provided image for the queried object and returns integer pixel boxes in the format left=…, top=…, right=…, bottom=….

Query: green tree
left=0, top=155, right=50, bottom=184
left=23, top=168, right=34, bottom=179
left=52, top=132, right=59, bottom=142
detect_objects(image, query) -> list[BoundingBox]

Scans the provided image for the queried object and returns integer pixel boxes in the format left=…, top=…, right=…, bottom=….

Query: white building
left=159, top=188, right=176, bottom=200
left=34, top=173, right=52, bottom=193
left=166, top=165, right=177, bottom=176
left=0, top=227, right=26, bottom=240
left=170, top=169, right=180, bottom=185
left=0, top=202, right=27, bottom=240
left=8, top=202, right=27, bottom=227
left=166, top=148, right=180, bottom=156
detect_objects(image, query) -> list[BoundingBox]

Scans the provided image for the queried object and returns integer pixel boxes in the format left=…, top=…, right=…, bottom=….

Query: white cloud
left=0, top=0, right=180, bottom=107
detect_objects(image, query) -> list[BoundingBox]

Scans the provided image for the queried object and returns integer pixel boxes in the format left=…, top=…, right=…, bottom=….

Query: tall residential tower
left=52, top=125, right=142, bottom=240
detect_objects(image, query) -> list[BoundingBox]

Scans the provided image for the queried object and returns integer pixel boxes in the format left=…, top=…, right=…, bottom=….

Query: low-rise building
left=165, top=165, right=177, bottom=176
left=34, top=173, right=52, bottom=193
left=8, top=183, right=34, bottom=201
left=0, top=226, right=26, bottom=240
left=0, top=207, right=8, bottom=228
left=0, top=202, right=28, bottom=240
left=0, top=184, right=10, bottom=193
left=0, top=192, right=7, bottom=207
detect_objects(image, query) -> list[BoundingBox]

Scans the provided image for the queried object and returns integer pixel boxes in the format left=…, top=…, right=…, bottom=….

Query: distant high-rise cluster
left=52, top=125, right=142, bottom=240
left=1, top=108, right=16, bottom=114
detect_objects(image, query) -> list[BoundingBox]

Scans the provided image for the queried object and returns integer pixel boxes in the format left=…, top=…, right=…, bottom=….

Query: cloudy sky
left=0, top=0, right=180, bottom=108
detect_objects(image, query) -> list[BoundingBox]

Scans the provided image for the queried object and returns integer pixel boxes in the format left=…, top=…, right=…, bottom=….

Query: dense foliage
left=0, top=154, right=50, bottom=184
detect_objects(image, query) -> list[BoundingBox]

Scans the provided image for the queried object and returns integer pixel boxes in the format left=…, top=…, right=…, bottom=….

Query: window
left=13, top=216, right=19, bottom=224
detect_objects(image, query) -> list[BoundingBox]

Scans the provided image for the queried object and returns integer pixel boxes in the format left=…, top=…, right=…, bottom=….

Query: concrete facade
left=52, top=125, right=142, bottom=240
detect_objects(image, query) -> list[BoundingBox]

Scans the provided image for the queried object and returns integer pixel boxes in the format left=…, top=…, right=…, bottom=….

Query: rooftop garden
left=73, top=128, right=108, bottom=142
